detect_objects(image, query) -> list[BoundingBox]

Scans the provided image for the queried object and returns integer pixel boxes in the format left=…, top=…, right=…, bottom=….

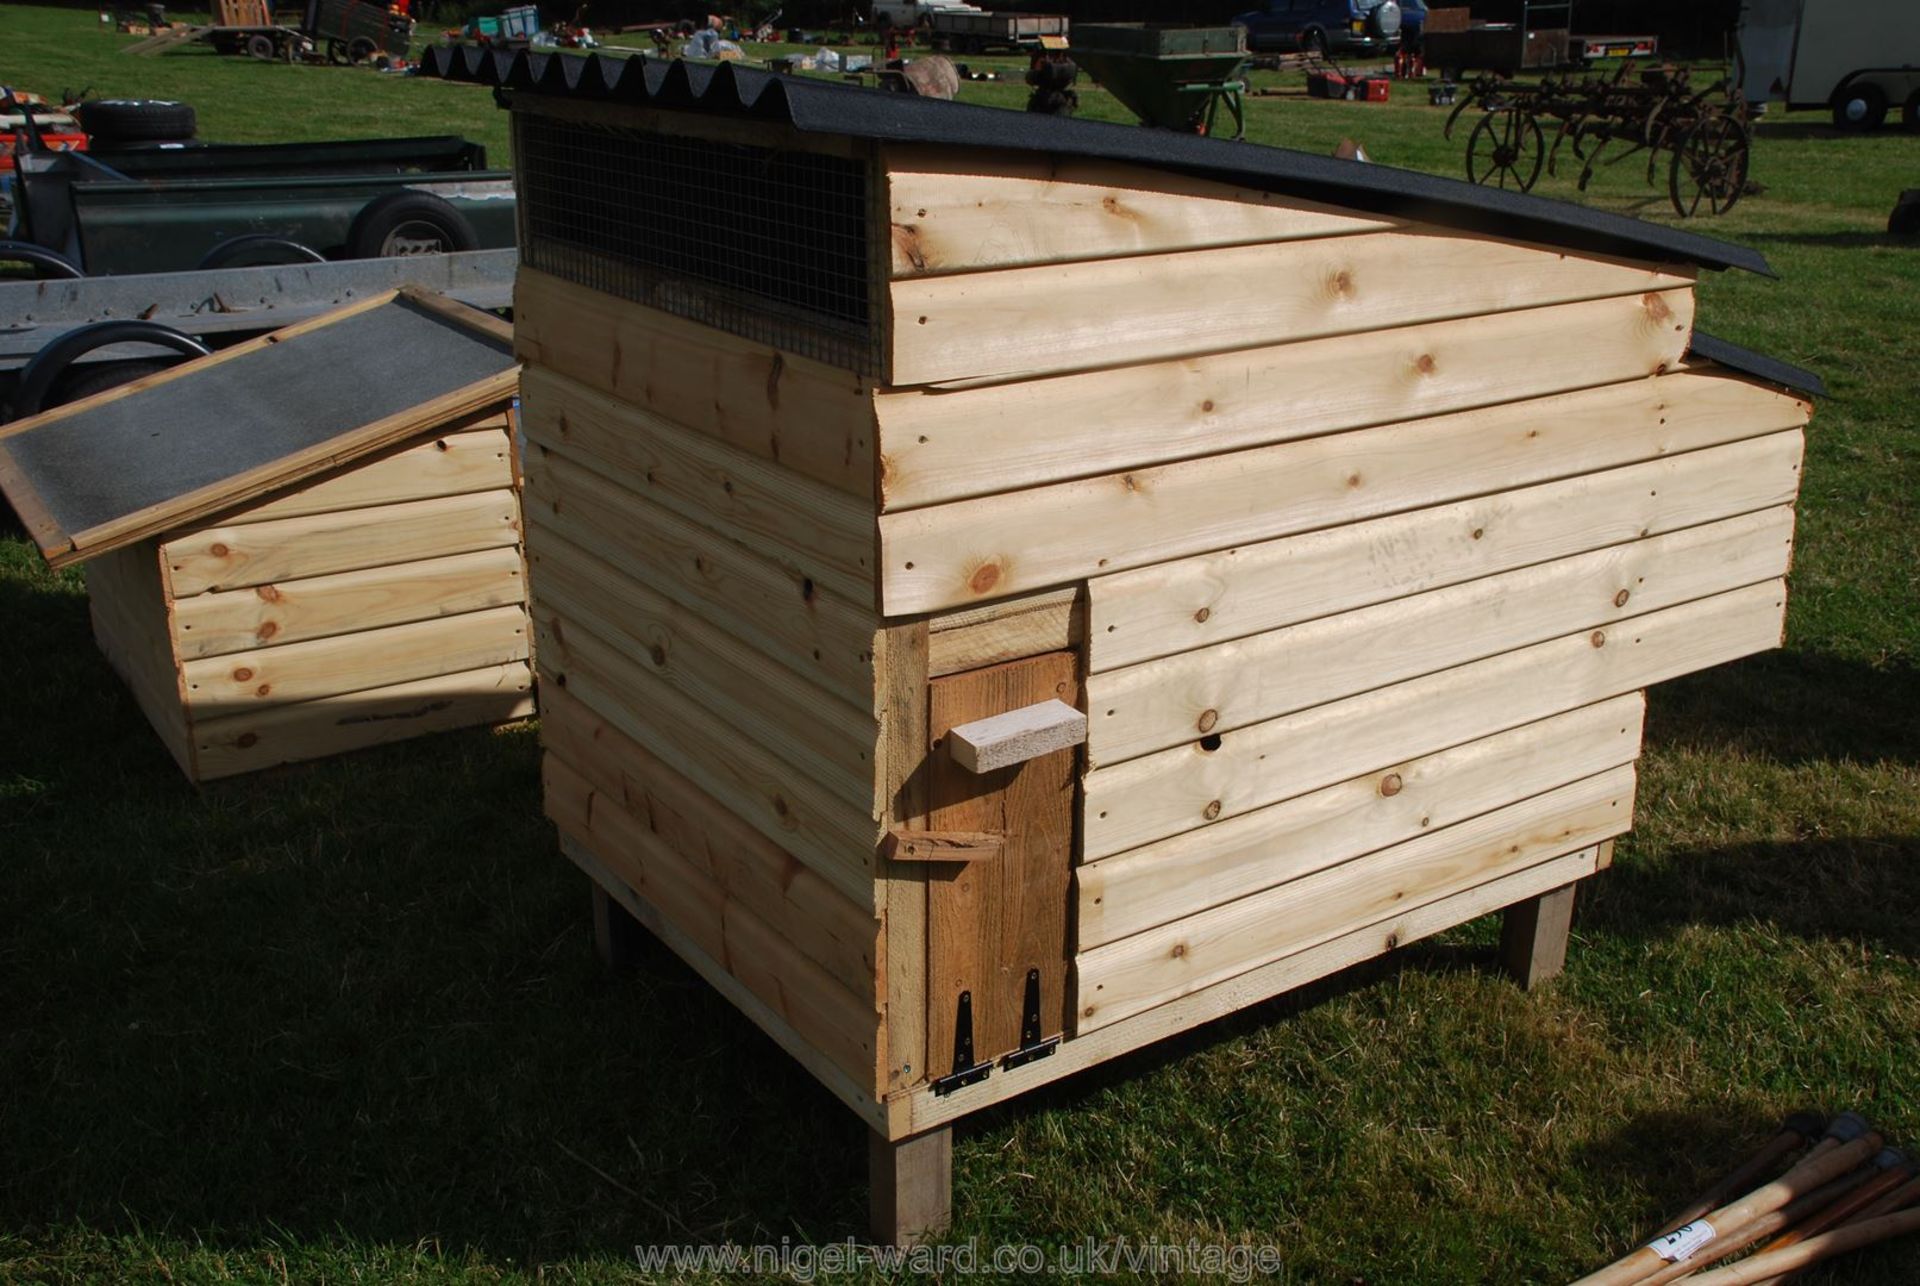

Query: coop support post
left=869, top=1124, right=953, bottom=1247
left=1500, top=881, right=1578, bottom=989
left=591, top=878, right=646, bottom=972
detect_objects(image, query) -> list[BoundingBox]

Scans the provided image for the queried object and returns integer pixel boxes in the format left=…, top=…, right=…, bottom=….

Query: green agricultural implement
left=1069, top=24, right=1252, bottom=139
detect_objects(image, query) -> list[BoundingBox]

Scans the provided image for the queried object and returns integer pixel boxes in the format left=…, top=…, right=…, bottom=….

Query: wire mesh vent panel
left=515, top=111, right=878, bottom=374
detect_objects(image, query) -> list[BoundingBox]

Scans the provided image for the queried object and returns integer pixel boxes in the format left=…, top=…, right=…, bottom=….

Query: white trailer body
left=1737, top=0, right=1920, bottom=128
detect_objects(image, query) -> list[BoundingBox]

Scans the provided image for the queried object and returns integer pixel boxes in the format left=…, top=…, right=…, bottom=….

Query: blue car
left=1232, top=0, right=1403, bottom=56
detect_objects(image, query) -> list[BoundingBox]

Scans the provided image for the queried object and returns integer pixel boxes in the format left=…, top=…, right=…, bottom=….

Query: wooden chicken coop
left=0, top=290, right=533, bottom=781
left=427, top=51, right=1822, bottom=1243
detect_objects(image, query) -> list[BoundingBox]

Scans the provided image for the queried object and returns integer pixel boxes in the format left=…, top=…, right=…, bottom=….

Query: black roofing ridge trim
left=424, top=46, right=1774, bottom=278
left=1688, top=330, right=1825, bottom=399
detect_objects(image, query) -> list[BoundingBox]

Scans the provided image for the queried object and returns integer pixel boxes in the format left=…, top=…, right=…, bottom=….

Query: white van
left=1737, top=0, right=1920, bottom=130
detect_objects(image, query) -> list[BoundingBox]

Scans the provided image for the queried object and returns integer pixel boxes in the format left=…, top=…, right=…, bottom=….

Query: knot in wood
left=1379, top=773, right=1404, bottom=797
left=1591, top=630, right=1608, bottom=648
left=1197, top=709, right=1219, bottom=734
left=1203, top=799, right=1223, bottom=821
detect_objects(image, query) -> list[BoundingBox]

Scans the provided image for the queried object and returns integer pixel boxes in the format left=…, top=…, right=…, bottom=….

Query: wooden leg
left=591, top=879, right=646, bottom=971
left=1500, top=881, right=1578, bottom=990
left=869, top=1125, right=952, bottom=1246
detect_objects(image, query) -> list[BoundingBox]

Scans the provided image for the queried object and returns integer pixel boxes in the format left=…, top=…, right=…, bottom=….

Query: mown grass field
left=2, top=4, right=1917, bottom=1282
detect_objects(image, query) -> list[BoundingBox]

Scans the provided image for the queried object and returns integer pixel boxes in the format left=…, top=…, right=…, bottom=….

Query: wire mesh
left=514, top=111, right=879, bottom=375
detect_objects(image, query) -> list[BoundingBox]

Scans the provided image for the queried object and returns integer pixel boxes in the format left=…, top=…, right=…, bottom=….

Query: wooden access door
left=925, top=652, right=1079, bottom=1083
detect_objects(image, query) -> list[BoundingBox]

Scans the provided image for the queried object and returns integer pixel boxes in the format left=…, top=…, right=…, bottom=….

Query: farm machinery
left=1444, top=61, right=1753, bottom=218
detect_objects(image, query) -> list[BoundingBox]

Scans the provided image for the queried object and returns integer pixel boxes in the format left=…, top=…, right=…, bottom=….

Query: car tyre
left=73, top=98, right=197, bottom=143
left=1831, top=81, right=1887, bottom=130
left=346, top=190, right=480, bottom=258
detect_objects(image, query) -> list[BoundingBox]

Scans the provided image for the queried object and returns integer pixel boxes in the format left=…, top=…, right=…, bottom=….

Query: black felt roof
left=422, top=48, right=1773, bottom=277
left=0, top=292, right=516, bottom=567
left=1687, top=331, right=1826, bottom=399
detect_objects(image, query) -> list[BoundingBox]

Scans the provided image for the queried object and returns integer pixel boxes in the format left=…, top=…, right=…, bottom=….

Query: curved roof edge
left=1688, top=331, right=1825, bottom=399
left=421, top=46, right=1774, bottom=278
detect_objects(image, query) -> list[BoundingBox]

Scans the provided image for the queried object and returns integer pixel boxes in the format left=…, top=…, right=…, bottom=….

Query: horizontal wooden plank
left=894, top=843, right=1605, bottom=1134
left=530, top=528, right=877, bottom=812
left=1074, top=764, right=1636, bottom=1031
left=522, top=447, right=878, bottom=709
left=162, top=487, right=521, bottom=598
left=514, top=270, right=876, bottom=499
left=949, top=698, right=1088, bottom=773
left=889, top=228, right=1693, bottom=385
left=884, top=144, right=1399, bottom=277
left=233, top=423, right=514, bottom=524
left=1082, top=578, right=1784, bottom=859
left=519, top=365, right=875, bottom=604
left=179, top=603, right=529, bottom=717
left=1077, top=695, right=1643, bottom=948
left=541, top=682, right=878, bottom=994
left=191, top=660, right=534, bottom=779
left=928, top=586, right=1082, bottom=677
left=879, top=370, right=1811, bottom=616
left=545, top=753, right=880, bottom=1091
left=1089, top=429, right=1806, bottom=671
left=876, top=290, right=1697, bottom=510
left=533, top=608, right=878, bottom=907
left=169, top=545, right=527, bottom=661
left=1087, top=506, right=1794, bottom=764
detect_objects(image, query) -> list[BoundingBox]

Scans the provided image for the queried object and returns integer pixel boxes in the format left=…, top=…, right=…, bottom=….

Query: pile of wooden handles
left=1573, top=1111, right=1920, bottom=1285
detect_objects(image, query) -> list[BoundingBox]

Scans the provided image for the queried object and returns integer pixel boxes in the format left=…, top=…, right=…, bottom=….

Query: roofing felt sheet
left=420, top=48, right=1774, bottom=278
left=1688, top=330, right=1825, bottom=399
left=0, top=294, right=514, bottom=561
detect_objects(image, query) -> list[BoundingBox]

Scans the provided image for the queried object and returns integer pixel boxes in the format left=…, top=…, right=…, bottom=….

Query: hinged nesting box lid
left=0, top=288, right=518, bottom=568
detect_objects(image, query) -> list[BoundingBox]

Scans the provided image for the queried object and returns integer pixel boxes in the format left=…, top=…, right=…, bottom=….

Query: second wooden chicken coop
left=431, top=50, right=1821, bottom=1244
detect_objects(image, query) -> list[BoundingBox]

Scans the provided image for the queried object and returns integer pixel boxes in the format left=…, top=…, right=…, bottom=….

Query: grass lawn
left=3, top=5, right=1917, bottom=1282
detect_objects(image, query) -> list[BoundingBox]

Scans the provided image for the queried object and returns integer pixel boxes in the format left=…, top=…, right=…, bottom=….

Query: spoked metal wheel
left=1467, top=107, right=1545, bottom=191
left=1669, top=115, right=1751, bottom=217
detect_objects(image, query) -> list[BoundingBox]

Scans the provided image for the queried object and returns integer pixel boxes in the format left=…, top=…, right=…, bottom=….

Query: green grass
left=4, top=5, right=1918, bottom=1281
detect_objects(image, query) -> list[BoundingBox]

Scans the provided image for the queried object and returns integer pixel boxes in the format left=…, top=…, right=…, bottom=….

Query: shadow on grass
left=1644, top=649, right=1920, bottom=768
left=1746, top=231, right=1916, bottom=250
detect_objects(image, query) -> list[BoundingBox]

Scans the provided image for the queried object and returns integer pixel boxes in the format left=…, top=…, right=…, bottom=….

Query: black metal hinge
left=931, top=989, right=992, bottom=1097
left=1001, top=968, right=1060, bottom=1071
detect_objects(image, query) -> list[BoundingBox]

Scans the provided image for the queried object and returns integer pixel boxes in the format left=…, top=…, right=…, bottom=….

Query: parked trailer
left=1737, top=0, right=1920, bottom=130
left=927, top=12, right=1069, bottom=53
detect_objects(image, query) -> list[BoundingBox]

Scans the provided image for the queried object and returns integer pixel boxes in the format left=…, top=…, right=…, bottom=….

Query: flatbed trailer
left=926, top=12, right=1069, bottom=53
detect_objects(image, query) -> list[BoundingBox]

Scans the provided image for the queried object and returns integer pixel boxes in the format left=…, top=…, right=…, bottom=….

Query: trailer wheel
left=3, top=321, right=210, bottom=422
left=349, top=36, right=377, bottom=63
left=1903, top=89, right=1920, bottom=133
left=346, top=191, right=480, bottom=258
left=246, top=32, right=276, bottom=60
left=73, top=97, right=197, bottom=143
left=1831, top=81, right=1887, bottom=130
left=327, top=38, right=350, bottom=64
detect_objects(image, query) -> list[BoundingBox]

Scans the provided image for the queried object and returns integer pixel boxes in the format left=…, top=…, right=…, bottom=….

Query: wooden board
left=561, top=834, right=892, bottom=1133
left=533, top=609, right=878, bottom=907
left=522, top=451, right=878, bottom=710
left=545, top=753, right=881, bottom=1091
left=232, top=422, right=514, bottom=524
left=530, top=529, right=878, bottom=812
left=1076, top=696, right=1643, bottom=947
left=1073, top=763, right=1636, bottom=1031
left=1086, top=506, right=1795, bottom=764
left=84, top=541, right=195, bottom=777
left=162, top=488, right=521, bottom=598
left=893, top=843, right=1606, bottom=1135
left=513, top=270, right=876, bottom=499
left=888, top=229, right=1692, bottom=385
left=926, top=653, right=1078, bottom=1072
left=520, top=365, right=875, bottom=605
left=178, top=603, right=529, bottom=717
left=169, top=545, right=527, bottom=660
left=541, top=682, right=878, bottom=993
left=191, top=660, right=534, bottom=779
left=875, top=290, right=1695, bottom=510
left=1081, top=578, right=1785, bottom=859
left=879, top=371, right=1811, bottom=616
left=875, top=620, right=933, bottom=1094
left=1088, top=430, right=1806, bottom=671
left=927, top=587, right=1082, bottom=677
left=883, top=144, right=1400, bottom=277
